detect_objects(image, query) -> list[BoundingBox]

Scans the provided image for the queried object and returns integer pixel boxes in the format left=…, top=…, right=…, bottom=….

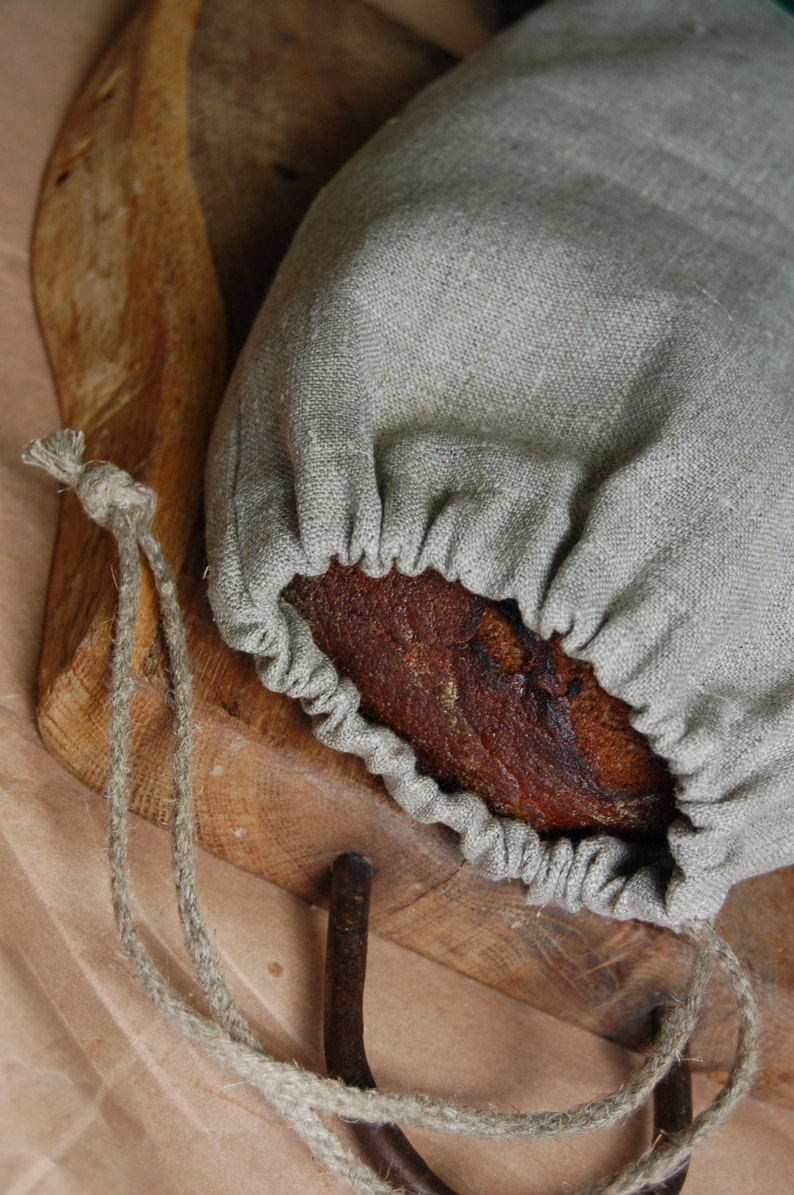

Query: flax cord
left=23, top=427, right=760, bottom=1195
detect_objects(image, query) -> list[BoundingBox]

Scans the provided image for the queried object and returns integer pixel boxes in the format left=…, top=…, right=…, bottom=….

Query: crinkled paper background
left=2, top=2, right=793, bottom=1191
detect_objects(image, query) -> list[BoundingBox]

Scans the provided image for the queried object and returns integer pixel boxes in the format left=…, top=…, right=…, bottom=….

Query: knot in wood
left=76, top=462, right=157, bottom=531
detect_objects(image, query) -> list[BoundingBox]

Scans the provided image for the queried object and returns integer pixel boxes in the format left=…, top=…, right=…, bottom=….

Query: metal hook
left=648, top=1003, right=692, bottom=1195
left=323, top=853, right=691, bottom=1195
left=324, top=852, right=456, bottom=1193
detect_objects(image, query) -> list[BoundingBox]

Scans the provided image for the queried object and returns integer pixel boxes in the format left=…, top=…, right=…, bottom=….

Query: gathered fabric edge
left=242, top=587, right=724, bottom=930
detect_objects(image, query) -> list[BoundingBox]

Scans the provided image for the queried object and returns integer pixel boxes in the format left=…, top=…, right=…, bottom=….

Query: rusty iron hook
left=323, top=852, right=692, bottom=1195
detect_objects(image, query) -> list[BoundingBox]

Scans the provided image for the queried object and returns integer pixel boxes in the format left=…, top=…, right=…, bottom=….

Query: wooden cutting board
left=32, top=0, right=794, bottom=1106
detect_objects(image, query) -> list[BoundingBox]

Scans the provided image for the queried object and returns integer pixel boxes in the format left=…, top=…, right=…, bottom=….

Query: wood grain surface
left=32, top=0, right=794, bottom=1107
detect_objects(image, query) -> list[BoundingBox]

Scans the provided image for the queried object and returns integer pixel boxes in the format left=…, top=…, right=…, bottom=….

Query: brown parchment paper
left=2, top=2, right=794, bottom=1192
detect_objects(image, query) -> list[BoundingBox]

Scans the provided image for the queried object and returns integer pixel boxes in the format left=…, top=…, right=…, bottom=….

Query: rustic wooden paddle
left=32, top=0, right=794, bottom=1106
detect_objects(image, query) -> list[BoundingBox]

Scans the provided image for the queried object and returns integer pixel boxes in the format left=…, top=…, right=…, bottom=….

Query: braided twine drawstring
left=24, top=428, right=760, bottom=1195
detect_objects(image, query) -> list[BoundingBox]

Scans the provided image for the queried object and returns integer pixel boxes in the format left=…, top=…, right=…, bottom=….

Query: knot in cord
left=76, top=462, right=157, bottom=531
left=23, top=428, right=156, bottom=532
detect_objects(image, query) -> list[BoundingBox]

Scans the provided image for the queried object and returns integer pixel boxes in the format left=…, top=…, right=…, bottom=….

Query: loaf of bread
left=284, top=563, right=674, bottom=838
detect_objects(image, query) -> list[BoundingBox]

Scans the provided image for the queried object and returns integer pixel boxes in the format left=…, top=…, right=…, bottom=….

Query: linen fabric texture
left=206, top=0, right=794, bottom=928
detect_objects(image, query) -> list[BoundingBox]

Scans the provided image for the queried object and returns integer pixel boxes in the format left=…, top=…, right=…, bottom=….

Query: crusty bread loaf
left=285, top=563, right=674, bottom=838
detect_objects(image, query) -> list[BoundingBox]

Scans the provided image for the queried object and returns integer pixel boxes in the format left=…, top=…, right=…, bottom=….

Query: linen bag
left=206, top=0, right=794, bottom=930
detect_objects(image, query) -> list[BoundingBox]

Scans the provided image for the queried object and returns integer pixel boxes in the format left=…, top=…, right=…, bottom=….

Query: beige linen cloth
left=3, top=2, right=794, bottom=1193
left=208, top=0, right=794, bottom=928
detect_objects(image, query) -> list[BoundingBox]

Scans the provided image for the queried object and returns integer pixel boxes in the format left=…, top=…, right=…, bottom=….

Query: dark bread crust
left=284, top=563, right=674, bottom=838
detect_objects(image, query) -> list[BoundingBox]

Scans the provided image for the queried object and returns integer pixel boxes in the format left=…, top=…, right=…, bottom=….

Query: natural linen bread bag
left=207, top=0, right=794, bottom=929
